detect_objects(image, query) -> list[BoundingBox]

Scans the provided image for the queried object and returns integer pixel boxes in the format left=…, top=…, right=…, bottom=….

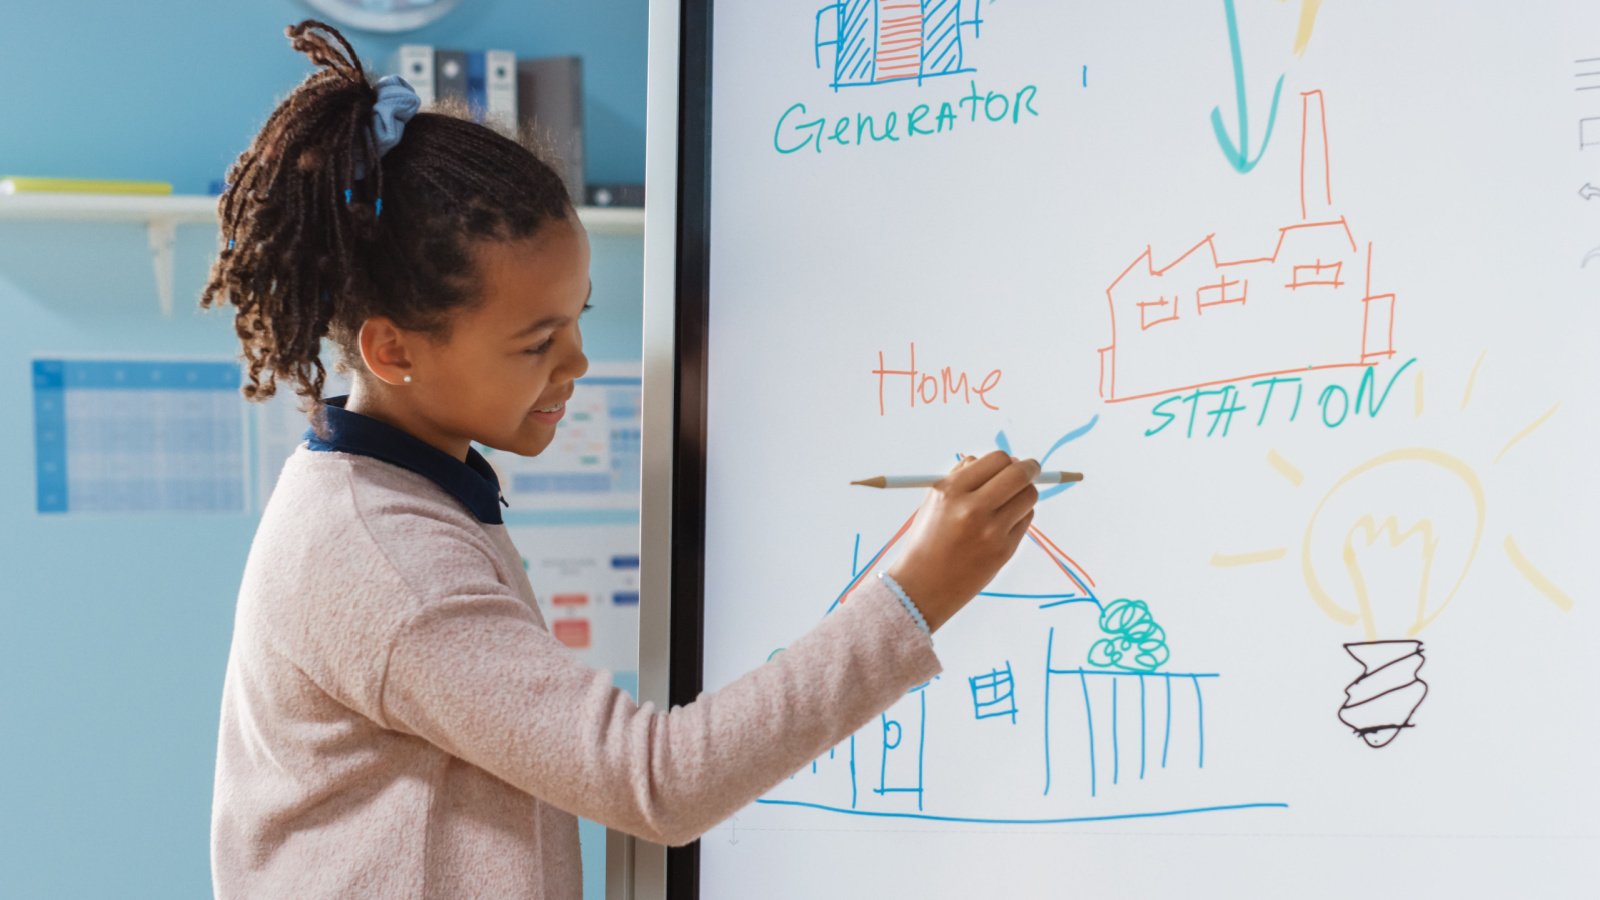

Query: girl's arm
left=377, top=570, right=938, bottom=846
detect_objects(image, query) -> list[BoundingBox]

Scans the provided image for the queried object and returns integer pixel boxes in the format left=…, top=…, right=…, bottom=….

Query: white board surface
left=694, top=2, right=1599, bottom=896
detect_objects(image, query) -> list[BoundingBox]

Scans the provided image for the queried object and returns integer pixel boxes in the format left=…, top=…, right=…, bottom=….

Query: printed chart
left=32, top=358, right=247, bottom=514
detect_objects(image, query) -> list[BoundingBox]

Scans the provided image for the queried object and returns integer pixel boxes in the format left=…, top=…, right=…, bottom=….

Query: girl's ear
left=356, top=316, right=417, bottom=386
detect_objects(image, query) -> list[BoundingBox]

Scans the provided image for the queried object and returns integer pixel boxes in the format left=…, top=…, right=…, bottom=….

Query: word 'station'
left=872, top=342, right=1002, bottom=416
left=1143, top=358, right=1416, bottom=438
left=775, top=81, right=1040, bottom=155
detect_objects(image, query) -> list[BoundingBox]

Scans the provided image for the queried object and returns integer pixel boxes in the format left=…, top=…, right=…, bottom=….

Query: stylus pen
left=850, top=471, right=1083, bottom=489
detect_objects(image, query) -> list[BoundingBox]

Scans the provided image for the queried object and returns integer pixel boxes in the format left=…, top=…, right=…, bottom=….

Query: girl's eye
left=581, top=302, right=594, bottom=315
left=523, top=337, right=555, bottom=355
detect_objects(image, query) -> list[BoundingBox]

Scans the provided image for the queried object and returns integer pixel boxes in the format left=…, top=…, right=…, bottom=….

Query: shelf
left=0, top=192, right=645, bottom=315
left=0, top=192, right=220, bottom=224
left=575, top=205, right=649, bottom=237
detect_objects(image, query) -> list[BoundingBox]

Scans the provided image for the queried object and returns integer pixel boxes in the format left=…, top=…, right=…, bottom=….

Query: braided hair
left=201, top=19, right=573, bottom=419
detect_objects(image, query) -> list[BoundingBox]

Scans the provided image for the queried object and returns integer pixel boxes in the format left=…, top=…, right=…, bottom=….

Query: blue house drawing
left=758, top=515, right=1288, bottom=825
left=814, top=0, right=985, bottom=90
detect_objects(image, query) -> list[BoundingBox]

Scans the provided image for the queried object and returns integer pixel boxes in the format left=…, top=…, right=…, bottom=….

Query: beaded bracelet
left=878, top=572, right=932, bottom=638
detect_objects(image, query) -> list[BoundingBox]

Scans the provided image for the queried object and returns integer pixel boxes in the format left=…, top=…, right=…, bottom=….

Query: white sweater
left=211, top=429, right=941, bottom=898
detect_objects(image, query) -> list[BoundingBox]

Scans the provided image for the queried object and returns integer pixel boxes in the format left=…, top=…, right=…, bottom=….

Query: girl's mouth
left=529, top=400, right=567, bottom=424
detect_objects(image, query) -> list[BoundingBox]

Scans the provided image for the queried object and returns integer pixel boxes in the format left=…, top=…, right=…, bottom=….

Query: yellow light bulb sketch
left=1211, top=353, right=1574, bottom=750
left=1301, top=448, right=1485, bottom=748
left=1301, top=449, right=1486, bottom=641
left=1275, top=0, right=1324, bottom=58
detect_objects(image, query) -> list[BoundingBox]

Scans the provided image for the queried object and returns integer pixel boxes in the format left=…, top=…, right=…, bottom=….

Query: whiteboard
left=678, top=1, right=1599, bottom=896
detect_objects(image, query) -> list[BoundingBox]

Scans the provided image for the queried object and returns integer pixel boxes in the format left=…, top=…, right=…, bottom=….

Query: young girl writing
left=207, top=21, right=1041, bottom=898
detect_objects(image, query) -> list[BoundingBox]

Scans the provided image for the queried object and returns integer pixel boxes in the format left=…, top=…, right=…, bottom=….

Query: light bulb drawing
left=1301, top=449, right=1485, bottom=748
left=1211, top=353, right=1575, bottom=749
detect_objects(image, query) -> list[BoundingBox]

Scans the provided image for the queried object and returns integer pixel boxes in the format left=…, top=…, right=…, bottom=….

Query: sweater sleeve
left=377, top=575, right=940, bottom=847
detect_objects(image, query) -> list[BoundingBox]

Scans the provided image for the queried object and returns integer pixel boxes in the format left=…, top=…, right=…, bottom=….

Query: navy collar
left=305, top=396, right=507, bottom=525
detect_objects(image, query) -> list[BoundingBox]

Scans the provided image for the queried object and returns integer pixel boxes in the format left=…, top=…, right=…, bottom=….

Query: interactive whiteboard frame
left=621, top=3, right=1600, bottom=897
left=627, top=0, right=711, bottom=897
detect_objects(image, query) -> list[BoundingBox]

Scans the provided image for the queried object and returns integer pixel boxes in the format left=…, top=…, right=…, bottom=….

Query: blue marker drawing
left=755, top=799, right=1290, bottom=824
left=1044, top=625, right=1217, bottom=799
left=1042, top=628, right=1055, bottom=796
left=1077, top=667, right=1096, bottom=797
left=969, top=661, right=1019, bottom=723
left=1162, top=677, right=1173, bottom=769
left=1139, top=676, right=1147, bottom=780
left=769, top=421, right=1286, bottom=825
left=875, top=685, right=928, bottom=810
left=1112, top=678, right=1120, bottom=786
left=815, top=0, right=984, bottom=91
left=1210, top=0, right=1285, bottom=173
left=995, top=416, right=1098, bottom=501
left=849, top=734, right=858, bottom=808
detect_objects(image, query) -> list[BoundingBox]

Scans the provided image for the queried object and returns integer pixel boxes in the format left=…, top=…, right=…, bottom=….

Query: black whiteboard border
left=667, top=0, right=714, bottom=895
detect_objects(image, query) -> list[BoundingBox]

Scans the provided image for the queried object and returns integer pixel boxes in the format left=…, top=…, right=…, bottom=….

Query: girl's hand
left=884, top=451, right=1041, bottom=632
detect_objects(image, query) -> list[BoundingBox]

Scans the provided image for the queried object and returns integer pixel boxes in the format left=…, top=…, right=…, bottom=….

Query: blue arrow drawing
left=1211, top=0, right=1286, bottom=173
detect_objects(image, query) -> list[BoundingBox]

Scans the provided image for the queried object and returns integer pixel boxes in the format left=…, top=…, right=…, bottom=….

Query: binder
left=435, top=49, right=469, bottom=109
left=517, top=56, right=585, bottom=200
left=585, top=183, right=645, bottom=208
left=387, top=44, right=436, bottom=109
left=485, top=50, right=518, bottom=137
left=466, top=50, right=519, bottom=137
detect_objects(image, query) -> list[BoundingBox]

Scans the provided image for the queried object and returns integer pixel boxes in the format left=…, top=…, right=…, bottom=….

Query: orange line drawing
left=1096, top=90, right=1398, bottom=404
left=1027, top=524, right=1098, bottom=588
left=876, top=6, right=923, bottom=83
left=834, top=517, right=1098, bottom=608
left=835, top=512, right=918, bottom=601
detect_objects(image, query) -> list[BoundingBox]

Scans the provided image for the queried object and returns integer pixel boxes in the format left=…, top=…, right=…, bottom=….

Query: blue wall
left=0, top=0, right=646, bottom=191
left=0, top=2, right=645, bottom=897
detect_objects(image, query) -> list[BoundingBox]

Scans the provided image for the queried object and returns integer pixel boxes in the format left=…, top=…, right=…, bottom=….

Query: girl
left=207, top=21, right=1041, bottom=898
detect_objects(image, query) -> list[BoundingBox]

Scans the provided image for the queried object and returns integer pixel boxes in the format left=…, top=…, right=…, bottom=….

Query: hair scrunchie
left=355, top=74, right=420, bottom=178
left=371, top=74, right=420, bottom=156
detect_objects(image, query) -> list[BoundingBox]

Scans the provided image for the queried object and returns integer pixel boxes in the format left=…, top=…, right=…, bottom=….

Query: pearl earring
left=402, top=375, right=413, bottom=384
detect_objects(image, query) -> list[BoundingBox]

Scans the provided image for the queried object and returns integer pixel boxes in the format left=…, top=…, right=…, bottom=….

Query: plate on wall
left=300, top=0, right=467, bottom=33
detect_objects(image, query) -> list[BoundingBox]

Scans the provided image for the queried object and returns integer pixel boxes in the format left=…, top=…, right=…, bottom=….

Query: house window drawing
left=758, top=500, right=1288, bottom=824
left=970, top=662, right=1019, bottom=723
left=1196, top=276, right=1248, bottom=313
left=1288, top=259, right=1344, bottom=290
left=1096, top=90, right=1399, bottom=404
left=813, top=0, right=984, bottom=90
left=1139, top=295, right=1180, bottom=331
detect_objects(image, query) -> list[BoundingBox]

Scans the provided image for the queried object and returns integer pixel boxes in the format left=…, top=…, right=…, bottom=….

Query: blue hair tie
left=353, top=75, right=420, bottom=180
left=371, top=75, right=419, bottom=157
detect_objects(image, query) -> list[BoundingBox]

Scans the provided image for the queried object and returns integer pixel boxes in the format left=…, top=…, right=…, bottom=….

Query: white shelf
left=573, top=205, right=649, bottom=236
left=0, top=192, right=220, bottom=224
left=0, top=192, right=645, bottom=315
